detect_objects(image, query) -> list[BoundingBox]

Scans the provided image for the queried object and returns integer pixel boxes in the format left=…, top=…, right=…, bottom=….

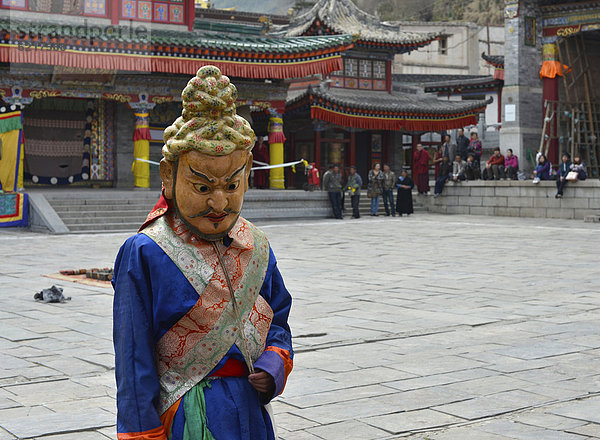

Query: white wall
left=392, top=22, right=504, bottom=76
left=478, top=26, right=505, bottom=75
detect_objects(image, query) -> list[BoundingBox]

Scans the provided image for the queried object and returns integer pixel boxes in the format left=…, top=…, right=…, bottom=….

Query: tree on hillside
left=352, top=0, right=503, bottom=26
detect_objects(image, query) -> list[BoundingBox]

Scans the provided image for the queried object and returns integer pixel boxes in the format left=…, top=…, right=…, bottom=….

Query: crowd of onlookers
left=430, top=129, right=588, bottom=199
left=535, top=151, right=588, bottom=198
left=319, top=127, right=590, bottom=218
left=322, top=163, right=414, bottom=219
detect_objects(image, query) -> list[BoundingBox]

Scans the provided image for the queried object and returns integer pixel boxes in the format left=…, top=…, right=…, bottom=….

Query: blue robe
left=113, top=229, right=293, bottom=440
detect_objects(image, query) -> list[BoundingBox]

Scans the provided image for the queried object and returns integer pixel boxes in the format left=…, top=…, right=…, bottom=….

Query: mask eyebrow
left=226, top=164, right=247, bottom=182
left=188, top=165, right=215, bottom=183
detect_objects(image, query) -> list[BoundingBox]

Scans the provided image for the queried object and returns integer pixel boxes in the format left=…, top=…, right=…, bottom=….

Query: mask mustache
left=189, top=207, right=240, bottom=218
left=189, top=208, right=212, bottom=218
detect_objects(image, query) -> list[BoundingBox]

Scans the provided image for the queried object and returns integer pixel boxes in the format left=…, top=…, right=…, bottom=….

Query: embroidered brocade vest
left=141, top=214, right=274, bottom=415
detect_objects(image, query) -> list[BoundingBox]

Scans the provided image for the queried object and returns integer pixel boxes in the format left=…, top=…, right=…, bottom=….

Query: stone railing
left=424, top=180, right=600, bottom=220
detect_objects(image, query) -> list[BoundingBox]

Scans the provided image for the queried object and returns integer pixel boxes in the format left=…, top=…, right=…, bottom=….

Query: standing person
left=452, top=154, right=467, bottom=182
left=381, top=164, right=397, bottom=216
left=456, top=128, right=470, bottom=160
left=253, top=136, right=269, bottom=189
left=441, top=134, right=457, bottom=162
left=467, top=131, right=483, bottom=167
left=413, top=144, right=431, bottom=194
left=321, top=164, right=333, bottom=190
left=484, top=147, right=505, bottom=180
left=464, top=153, right=481, bottom=180
left=555, top=152, right=573, bottom=197
left=305, top=162, right=320, bottom=191
left=395, top=170, right=414, bottom=216
left=434, top=155, right=452, bottom=197
left=112, top=66, right=293, bottom=440
left=345, top=165, right=362, bottom=218
left=433, top=145, right=443, bottom=179
left=533, top=154, right=551, bottom=183
left=367, top=162, right=383, bottom=216
left=504, top=149, right=519, bottom=180
left=323, top=164, right=343, bottom=219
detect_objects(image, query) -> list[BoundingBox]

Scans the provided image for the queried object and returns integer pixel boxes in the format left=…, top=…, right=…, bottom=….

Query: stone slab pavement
left=0, top=212, right=599, bottom=439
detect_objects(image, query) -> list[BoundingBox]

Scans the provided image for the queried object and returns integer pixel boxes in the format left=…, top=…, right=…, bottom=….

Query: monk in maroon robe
left=413, top=143, right=431, bottom=194
left=253, top=137, right=269, bottom=189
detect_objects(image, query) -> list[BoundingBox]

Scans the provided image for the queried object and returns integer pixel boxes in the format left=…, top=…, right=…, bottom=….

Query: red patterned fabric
left=0, top=46, right=344, bottom=79
left=312, top=106, right=479, bottom=132
left=139, top=191, right=170, bottom=232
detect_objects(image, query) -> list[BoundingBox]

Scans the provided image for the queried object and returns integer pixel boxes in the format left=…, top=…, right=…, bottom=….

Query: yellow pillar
left=132, top=111, right=150, bottom=188
left=268, top=116, right=286, bottom=189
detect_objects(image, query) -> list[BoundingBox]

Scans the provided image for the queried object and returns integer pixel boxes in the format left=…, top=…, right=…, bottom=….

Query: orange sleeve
left=117, top=425, right=167, bottom=440
left=265, top=345, right=293, bottom=392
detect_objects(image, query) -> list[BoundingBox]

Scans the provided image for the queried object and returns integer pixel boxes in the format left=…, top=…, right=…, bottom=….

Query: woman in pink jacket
left=503, top=148, right=519, bottom=180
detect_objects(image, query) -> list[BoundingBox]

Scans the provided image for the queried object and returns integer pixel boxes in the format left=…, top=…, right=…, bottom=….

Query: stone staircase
left=44, top=191, right=159, bottom=233
left=32, top=189, right=332, bottom=233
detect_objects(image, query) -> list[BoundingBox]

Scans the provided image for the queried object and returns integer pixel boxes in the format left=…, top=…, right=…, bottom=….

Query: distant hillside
left=354, top=0, right=504, bottom=26
left=209, top=0, right=295, bottom=15
left=208, top=0, right=504, bottom=26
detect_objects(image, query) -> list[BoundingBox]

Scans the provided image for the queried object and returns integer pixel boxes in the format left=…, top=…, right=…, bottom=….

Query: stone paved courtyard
left=0, top=213, right=599, bottom=439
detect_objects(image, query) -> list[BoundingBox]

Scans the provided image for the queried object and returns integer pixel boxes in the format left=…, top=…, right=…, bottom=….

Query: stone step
left=66, top=222, right=143, bottom=232
left=57, top=209, right=150, bottom=219
left=50, top=203, right=155, bottom=213
left=61, top=214, right=147, bottom=225
left=46, top=197, right=158, bottom=205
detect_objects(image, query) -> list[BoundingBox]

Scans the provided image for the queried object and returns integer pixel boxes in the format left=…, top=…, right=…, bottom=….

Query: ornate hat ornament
left=162, top=66, right=256, bottom=161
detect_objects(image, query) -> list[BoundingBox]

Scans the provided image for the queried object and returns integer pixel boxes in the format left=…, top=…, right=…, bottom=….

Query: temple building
left=0, top=0, right=352, bottom=192
left=275, top=0, right=491, bottom=184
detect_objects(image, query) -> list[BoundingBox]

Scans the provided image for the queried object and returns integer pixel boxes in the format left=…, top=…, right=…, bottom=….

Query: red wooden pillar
left=383, top=132, right=390, bottom=165
left=110, top=0, right=119, bottom=24
left=411, top=133, right=420, bottom=178
left=386, top=60, right=392, bottom=93
left=186, top=0, right=195, bottom=31
left=314, top=129, right=321, bottom=173
left=349, top=131, right=356, bottom=166
left=543, top=77, right=559, bottom=164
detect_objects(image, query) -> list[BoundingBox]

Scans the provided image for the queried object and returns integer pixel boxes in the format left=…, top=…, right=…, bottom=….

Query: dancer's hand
left=249, top=370, right=275, bottom=395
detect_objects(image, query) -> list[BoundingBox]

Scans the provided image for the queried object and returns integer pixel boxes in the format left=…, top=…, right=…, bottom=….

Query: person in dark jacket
left=441, top=134, right=457, bottom=162
left=533, top=154, right=551, bottom=183
left=434, top=156, right=452, bottom=196
left=456, top=128, right=470, bottom=160
left=323, top=164, right=343, bottom=219
left=381, top=164, right=397, bottom=216
left=396, top=170, right=414, bottom=216
left=467, top=131, right=483, bottom=167
left=345, top=166, right=362, bottom=218
left=555, top=152, right=573, bottom=198
left=464, top=153, right=481, bottom=180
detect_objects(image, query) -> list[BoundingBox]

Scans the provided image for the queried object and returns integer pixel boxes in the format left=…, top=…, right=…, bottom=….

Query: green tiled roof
left=0, top=18, right=354, bottom=53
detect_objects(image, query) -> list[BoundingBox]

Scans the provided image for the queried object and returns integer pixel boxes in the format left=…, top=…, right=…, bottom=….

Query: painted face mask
left=160, top=66, right=256, bottom=241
